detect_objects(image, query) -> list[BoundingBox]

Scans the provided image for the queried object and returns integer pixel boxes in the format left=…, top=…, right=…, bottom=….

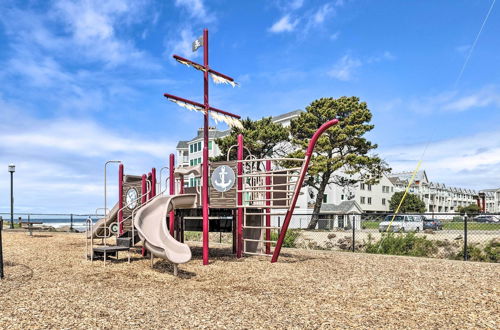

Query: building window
left=341, top=194, right=344, bottom=200
left=190, top=144, right=193, bottom=153
left=360, top=197, right=365, bottom=204
left=368, top=197, right=372, bottom=205
left=208, top=141, right=213, bottom=150
left=323, top=195, right=327, bottom=203
left=197, top=141, right=202, bottom=151
left=198, top=157, right=201, bottom=164
left=367, top=184, right=372, bottom=191
left=190, top=159, right=193, bottom=166
left=382, top=198, right=386, bottom=205
left=391, top=187, right=394, bottom=192
left=360, top=183, right=365, bottom=190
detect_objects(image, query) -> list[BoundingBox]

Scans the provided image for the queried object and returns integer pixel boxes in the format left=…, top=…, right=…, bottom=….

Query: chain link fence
left=274, top=213, right=499, bottom=263
left=0, top=213, right=102, bottom=233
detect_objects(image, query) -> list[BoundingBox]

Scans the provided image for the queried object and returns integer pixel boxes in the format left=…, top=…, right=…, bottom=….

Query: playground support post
left=118, top=164, right=124, bottom=235
left=202, top=28, right=210, bottom=265
left=265, top=160, right=271, bottom=255
left=9, top=165, right=15, bottom=229
left=151, top=168, right=157, bottom=197
left=236, top=134, right=243, bottom=258
left=352, top=215, right=355, bottom=252
left=271, top=119, right=339, bottom=263
left=169, top=154, right=175, bottom=236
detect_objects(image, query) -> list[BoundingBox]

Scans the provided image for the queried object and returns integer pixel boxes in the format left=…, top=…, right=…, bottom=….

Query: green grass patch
left=365, top=233, right=438, bottom=257
left=362, top=221, right=380, bottom=229
left=443, top=222, right=500, bottom=231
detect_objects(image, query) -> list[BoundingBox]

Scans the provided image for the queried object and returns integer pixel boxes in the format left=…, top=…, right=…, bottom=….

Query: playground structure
left=85, top=29, right=340, bottom=274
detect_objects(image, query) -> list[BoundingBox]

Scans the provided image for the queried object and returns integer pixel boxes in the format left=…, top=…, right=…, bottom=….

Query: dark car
left=423, top=218, right=443, bottom=230
left=474, top=215, right=499, bottom=223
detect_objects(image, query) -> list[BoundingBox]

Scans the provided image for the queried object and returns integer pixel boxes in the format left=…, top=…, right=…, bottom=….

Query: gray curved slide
left=134, top=194, right=196, bottom=264
left=89, top=203, right=118, bottom=239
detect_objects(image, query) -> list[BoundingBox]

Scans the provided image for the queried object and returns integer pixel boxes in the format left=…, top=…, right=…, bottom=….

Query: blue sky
left=0, top=0, right=499, bottom=213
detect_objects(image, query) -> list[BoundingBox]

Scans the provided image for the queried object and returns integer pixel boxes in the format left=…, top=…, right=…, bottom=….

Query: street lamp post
left=8, top=164, right=15, bottom=229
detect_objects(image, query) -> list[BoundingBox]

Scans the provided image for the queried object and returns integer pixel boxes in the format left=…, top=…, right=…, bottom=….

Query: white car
left=378, top=214, right=424, bottom=233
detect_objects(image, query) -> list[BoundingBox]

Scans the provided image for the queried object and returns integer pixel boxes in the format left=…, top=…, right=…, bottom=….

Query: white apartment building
left=175, top=110, right=499, bottom=214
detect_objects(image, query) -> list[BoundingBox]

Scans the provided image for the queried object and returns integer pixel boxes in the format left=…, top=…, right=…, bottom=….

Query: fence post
left=463, top=213, right=468, bottom=261
left=0, top=216, right=4, bottom=279
left=278, top=217, right=281, bottom=236
left=70, top=214, right=73, bottom=232
left=352, top=214, right=355, bottom=252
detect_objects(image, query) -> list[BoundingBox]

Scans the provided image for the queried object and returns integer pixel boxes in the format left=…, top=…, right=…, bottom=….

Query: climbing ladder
left=237, top=157, right=305, bottom=256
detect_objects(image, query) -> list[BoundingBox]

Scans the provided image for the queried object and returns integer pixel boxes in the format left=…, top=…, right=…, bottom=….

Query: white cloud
left=328, top=55, right=362, bottom=81
left=313, top=3, right=334, bottom=24
left=330, top=31, right=340, bottom=40
left=269, top=15, right=299, bottom=33
left=381, top=130, right=500, bottom=189
left=169, top=28, right=201, bottom=59
left=403, top=85, right=500, bottom=114
left=174, top=0, right=215, bottom=23
left=289, top=0, right=305, bottom=10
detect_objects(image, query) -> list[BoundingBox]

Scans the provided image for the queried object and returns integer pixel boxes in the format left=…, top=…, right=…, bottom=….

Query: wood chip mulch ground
left=0, top=232, right=498, bottom=329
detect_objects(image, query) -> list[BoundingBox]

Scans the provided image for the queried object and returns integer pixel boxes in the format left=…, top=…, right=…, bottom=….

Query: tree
left=389, top=192, right=426, bottom=213
left=289, top=97, right=390, bottom=229
left=213, top=116, right=290, bottom=161
left=457, top=203, right=480, bottom=215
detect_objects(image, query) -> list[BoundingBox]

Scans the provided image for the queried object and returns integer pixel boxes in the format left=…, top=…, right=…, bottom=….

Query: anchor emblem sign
left=211, top=165, right=235, bottom=193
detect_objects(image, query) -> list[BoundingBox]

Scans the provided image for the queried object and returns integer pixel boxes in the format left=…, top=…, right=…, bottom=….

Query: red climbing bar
left=237, top=134, right=244, bottom=258
left=271, top=119, right=339, bottom=263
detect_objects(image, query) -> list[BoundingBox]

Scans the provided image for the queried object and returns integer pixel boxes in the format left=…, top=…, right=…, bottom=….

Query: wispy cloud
left=174, top=0, right=215, bottom=23
left=269, top=15, right=300, bottom=33
left=381, top=130, right=500, bottom=189
left=328, top=51, right=395, bottom=81
left=168, top=27, right=201, bottom=59
left=328, top=55, right=362, bottom=81
left=401, top=85, right=500, bottom=114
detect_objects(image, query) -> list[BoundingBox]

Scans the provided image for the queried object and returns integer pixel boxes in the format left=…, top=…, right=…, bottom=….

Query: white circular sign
left=126, top=188, right=138, bottom=210
left=211, top=165, right=235, bottom=192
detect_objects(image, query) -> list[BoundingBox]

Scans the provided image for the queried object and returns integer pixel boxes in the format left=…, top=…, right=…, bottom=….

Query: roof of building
left=189, top=128, right=231, bottom=142
left=176, top=141, right=188, bottom=149
left=320, top=200, right=363, bottom=214
left=388, top=170, right=429, bottom=184
left=271, top=109, right=303, bottom=123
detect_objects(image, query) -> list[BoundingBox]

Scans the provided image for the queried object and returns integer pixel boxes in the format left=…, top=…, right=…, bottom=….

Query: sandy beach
left=0, top=231, right=498, bottom=329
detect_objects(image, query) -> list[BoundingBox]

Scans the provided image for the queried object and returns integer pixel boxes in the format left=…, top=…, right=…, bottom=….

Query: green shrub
left=184, top=231, right=202, bottom=241
left=271, top=229, right=300, bottom=248
left=483, top=239, right=499, bottom=263
left=454, top=244, right=486, bottom=262
left=365, top=233, right=437, bottom=257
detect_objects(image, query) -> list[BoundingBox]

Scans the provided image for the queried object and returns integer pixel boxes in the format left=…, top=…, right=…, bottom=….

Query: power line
left=455, top=0, right=496, bottom=87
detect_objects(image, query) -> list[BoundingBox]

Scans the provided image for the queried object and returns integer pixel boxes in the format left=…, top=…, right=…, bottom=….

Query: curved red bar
left=271, top=119, right=339, bottom=263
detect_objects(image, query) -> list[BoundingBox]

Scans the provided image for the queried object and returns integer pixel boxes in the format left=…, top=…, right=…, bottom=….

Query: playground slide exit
left=89, top=203, right=118, bottom=239
left=134, top=194, right=196, bottom=264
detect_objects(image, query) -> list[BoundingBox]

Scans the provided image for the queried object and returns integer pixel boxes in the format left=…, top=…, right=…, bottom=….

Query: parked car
left=423, top=217, right=443, bottom=230
left=379, top=215, right=424, bottom=233
left=473, top=215, right=500, bottom=223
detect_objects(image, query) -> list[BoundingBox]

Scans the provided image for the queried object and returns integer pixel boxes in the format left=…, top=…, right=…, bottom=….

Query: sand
left=0, top=231, right=498, bottom=329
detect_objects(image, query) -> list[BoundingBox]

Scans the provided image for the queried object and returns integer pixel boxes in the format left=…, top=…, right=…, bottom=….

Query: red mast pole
left=236, top=134, right=243, bottom=258
left=202, top=28, right=210, bottom=265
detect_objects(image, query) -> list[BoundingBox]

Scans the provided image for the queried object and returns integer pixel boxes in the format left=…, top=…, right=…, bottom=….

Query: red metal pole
left=147, top=172, right=152, bottom=200
left=202, top=28, right=210, bottom=265
left=482, top=196, right=486, bottom=213
left=118, top=164, right=124, bottom=236
left=265, top=160, right=271, bottom=255
left=151, top=168, right=157, bottom=197
left=271, top=119, right=339, bottom=263
left=169, top=154, right=175, bottom=236
left=237, top=134, right=243, bottom=258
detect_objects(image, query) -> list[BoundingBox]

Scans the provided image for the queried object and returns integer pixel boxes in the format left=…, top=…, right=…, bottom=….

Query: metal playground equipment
left=85, top=29, right=339, bottom=274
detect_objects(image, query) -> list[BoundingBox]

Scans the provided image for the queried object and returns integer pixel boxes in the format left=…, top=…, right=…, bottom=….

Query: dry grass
left=0, top=231, right=499, bottom=329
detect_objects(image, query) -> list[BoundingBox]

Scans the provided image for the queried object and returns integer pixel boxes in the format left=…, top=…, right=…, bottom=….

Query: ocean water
left=0, top=214, right=101, bottom=232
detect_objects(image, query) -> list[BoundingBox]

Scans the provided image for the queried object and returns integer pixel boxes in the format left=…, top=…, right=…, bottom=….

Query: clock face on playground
left=126, top=188, right=138, bottom=210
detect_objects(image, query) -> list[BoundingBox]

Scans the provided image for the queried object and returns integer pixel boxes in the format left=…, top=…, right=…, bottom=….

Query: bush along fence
left=266, top=212, right=499, bottom=263
left=0, top=213, right=104, bottom=234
